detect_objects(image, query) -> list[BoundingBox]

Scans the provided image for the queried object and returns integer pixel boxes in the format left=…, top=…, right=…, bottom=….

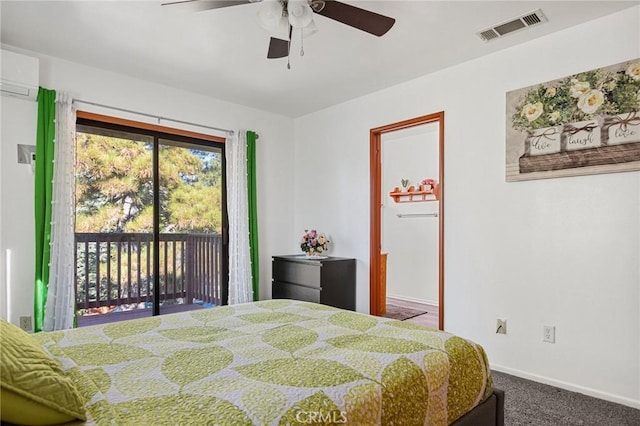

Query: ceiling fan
left=162, top=0, right=395, bottom=65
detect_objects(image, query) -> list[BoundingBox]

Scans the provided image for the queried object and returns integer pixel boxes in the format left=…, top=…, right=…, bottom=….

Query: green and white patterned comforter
left=35, top=300, right=493, bottom=425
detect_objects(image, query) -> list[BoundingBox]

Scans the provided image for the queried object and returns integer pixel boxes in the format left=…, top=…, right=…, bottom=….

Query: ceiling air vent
left=477, top=9, right=547, bottom=42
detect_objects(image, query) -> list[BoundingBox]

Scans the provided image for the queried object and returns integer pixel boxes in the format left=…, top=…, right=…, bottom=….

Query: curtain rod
left=73, top=99, right=258, bottom=139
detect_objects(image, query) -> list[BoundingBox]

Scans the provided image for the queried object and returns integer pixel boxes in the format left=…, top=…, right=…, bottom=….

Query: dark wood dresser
left=272, top=255, right=356, bottom=311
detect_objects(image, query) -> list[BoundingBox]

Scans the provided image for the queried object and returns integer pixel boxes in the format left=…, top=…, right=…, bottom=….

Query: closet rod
left=396, top=213, right=438, bottom=218
left=73, top=99, right=259, bottom=139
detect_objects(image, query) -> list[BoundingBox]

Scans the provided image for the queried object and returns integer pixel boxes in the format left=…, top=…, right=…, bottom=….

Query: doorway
left=370, top=112, right=444, bottom=330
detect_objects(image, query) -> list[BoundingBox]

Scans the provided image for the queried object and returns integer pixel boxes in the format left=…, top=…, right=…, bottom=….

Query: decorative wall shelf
left=389, top=185, right=440, bottom=203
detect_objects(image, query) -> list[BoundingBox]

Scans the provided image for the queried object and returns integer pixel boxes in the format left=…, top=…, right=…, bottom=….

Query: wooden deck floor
left=77, top=303, right=207, bottom=327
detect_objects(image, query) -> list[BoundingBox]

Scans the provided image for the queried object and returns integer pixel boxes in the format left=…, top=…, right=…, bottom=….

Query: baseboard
left=387, top=294, right=438, bottom=307
left=491, top=364, right=640, bottom=410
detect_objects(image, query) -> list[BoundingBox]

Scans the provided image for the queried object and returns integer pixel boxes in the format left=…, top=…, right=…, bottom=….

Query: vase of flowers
left=300, top=229, right=329, bottom=258
left=420, top=178, right=435, bottom=191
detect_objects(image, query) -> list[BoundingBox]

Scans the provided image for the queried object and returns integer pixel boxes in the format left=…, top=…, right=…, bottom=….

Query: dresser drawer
left=272, top=255, right=356, bottom=311
left=272, top=259, right=321, bottom=287
left=272, top=281, right=320, bottom=303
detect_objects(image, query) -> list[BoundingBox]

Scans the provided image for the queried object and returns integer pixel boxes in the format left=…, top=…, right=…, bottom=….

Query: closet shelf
left=389, top=185, right=440, bottom=203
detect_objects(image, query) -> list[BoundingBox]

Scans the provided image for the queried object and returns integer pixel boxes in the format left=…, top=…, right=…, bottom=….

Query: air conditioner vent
left=479, top=29, right=499, bottom=42
left=522, top=12, right=542, bottom=26
left=494, top=19, right=525, bottom=36
left=476, top=9, right=547, bottom=42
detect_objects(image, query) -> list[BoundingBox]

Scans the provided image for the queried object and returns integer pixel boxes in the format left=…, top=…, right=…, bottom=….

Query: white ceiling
left=1, top=1, right=637, bottom=117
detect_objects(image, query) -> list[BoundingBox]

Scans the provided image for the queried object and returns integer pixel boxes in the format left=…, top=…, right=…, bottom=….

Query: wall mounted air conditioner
left=0, top=49, right=39, bottom=101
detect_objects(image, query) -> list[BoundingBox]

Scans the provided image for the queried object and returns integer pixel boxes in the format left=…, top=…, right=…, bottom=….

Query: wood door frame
left=369, top=112, right=445, bottom=330
left=76, top=111, right=226, bottom=143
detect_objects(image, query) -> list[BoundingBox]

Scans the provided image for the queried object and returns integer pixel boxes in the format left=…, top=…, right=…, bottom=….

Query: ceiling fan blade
left=315, top=0, right=395, bottom=37
left=267, top=37, right=289, bottom=59
left=161, top=0, right=258, bottom=12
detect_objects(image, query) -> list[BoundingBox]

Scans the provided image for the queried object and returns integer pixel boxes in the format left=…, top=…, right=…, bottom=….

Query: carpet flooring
left=492, top=371, right=640, bottom=425
left=383, top=304, right=427, bottom=321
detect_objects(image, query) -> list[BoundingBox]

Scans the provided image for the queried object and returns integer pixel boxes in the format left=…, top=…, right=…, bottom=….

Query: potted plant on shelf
left=420, top=178, right=436, bottom=191
left=300, top=229, right=330, bottom=258
left=400, top=178, right=409, bottom=192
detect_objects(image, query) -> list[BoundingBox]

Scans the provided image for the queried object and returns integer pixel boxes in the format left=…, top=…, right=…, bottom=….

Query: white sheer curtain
left=44, top=92, right=76, bottom=331
left=226, top=131, right=253, bottom=304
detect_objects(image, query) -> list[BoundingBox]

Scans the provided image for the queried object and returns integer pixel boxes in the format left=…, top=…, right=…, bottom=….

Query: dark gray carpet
left=383, top=304, right=427, bottom=321
left=492, top=371, right=640, bottom=426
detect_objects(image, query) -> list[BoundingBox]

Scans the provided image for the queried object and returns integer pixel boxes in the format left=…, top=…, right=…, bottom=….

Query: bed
left=2, top=300, right=504, bottom=425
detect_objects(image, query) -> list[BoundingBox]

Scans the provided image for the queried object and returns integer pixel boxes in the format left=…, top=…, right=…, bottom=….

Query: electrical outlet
left=496, top=319, right=507, bottom=334
left=543, top=325, right=555, bottom=343
left=19, top=316, right=32, bottom=332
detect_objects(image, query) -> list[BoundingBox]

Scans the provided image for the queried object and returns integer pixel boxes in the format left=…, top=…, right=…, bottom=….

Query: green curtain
left=34, top=88, right=56, bottom=332
left=246, top=131, right=259, bottom=301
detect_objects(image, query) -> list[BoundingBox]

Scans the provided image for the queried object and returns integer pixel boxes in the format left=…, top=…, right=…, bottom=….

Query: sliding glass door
left=157, top=139, right=226, bottom=314
left=74, top=120, right=227, bottom=326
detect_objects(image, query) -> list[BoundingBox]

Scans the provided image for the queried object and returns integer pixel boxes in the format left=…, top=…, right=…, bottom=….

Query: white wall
left=0, top=47, right=295, bottom=326
left=293, top=7, right=640, bottom=408
left=381, top=125, right=439, bottom=304
left=0, top=96, right=38, bottom=323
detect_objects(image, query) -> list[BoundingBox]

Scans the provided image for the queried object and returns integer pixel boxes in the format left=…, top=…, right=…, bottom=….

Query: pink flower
left=300, top=229, right=330, bottom=254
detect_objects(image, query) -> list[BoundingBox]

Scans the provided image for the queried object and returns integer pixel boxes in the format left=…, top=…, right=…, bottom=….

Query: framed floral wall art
left=506, top=59, right=640, bottom=181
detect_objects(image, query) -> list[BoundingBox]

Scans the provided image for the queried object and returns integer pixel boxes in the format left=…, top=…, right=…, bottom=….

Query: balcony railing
left=75, top=233, right=222, bottom=312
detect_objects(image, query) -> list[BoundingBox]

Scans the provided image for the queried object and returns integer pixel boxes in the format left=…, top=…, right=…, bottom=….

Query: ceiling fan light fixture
left=301, top=20, right=318, bottom=38
left=257, top=0, right=285, bottom=33
left=287, top=0, right=314, bottom=28
left=164, top=0, right=396, bottom=64
left=273, top=16, right=290, bottom=39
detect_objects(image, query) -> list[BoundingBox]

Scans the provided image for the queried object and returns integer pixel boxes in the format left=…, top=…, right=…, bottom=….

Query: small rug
left=384, top=304, right=428, bottom=321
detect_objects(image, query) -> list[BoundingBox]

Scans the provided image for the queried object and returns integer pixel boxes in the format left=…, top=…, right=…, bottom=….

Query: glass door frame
left=76, top=113, right=229, bottom=316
